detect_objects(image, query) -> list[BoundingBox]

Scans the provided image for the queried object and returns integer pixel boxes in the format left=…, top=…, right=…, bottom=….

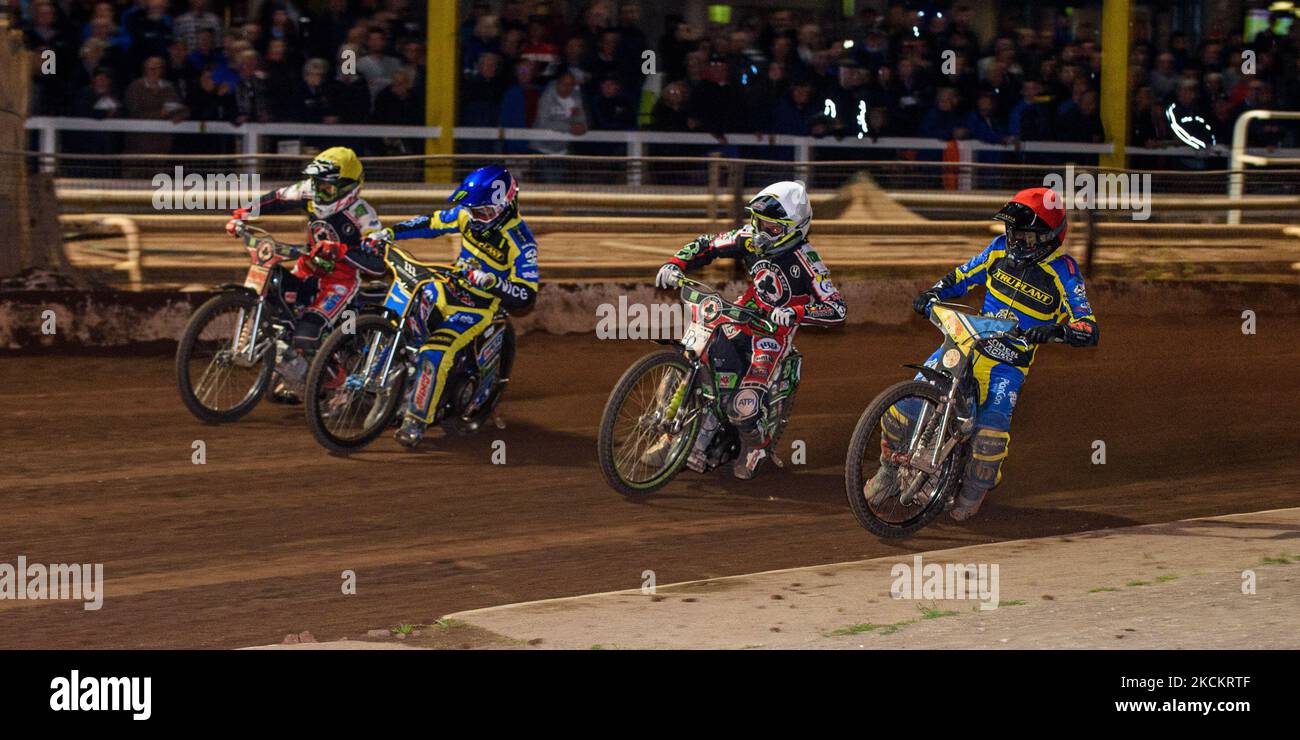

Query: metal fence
left=11, top=149, right=1300, bottom=226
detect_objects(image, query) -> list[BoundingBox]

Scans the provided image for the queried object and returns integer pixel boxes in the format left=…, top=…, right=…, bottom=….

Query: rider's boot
left=732, top=426, right=769, bottom=480
left=949, top=480, right=990, bottom=521
left=949, top=428, right=1007, bottom=522
left=395, top=413, right=427, bottom=448
left=864, top=459, right=900, bottom=508
left=272, top=354, right=309, bottom=402
left=639, top=434, right=673, bottom=469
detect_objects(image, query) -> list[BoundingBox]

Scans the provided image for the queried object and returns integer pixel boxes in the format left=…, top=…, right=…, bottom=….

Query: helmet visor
left=469, top=204, right=503, bottom=223
left=313, top=178, right=340, bottom=203
left=750, top=212, right=792, bottom=241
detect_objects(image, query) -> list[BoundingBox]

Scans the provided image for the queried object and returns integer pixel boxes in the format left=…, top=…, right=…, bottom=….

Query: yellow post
left=1099, top=0, right=1132, bottom=170
left=425, top=0, right=457, bottom=182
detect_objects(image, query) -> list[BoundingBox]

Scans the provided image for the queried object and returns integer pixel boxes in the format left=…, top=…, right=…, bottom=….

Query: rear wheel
left=304, top=314, right=407, bottom=454
left=844, top=380, right=964, bottom=538
left=597, top=350, right=701, bottom=497
left=442, top=321, right=516, bottom=436
left=175, top=291, right=275, bottom=423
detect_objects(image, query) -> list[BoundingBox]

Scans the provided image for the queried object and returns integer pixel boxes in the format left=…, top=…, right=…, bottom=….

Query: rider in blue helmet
left=361, top=165, right=540, bottom=448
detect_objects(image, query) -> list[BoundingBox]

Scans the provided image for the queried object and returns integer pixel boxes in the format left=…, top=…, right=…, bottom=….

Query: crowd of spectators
left=18, top=0, right=1300, bottom=157
left=22, top=0, right=429, bottom=153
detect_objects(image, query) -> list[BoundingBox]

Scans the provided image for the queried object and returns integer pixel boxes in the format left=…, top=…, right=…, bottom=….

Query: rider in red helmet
left=866, top=187, right=1099, bottom=522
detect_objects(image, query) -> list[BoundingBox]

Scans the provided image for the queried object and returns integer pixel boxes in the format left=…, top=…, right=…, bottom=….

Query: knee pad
left=727, top=385, right=766, bottom=430
left=964, top=428, right=1009, bottom=491
left=292, top=312, right=329, bottom=353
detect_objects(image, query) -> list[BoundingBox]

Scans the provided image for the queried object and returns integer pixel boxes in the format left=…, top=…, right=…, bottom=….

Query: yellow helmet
left=303, top=147, right=364, bottom=216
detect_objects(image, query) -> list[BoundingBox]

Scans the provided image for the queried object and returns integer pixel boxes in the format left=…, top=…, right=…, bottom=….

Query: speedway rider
left=226, top=147, right=387, bottom=397
left=868, top=187, right=1099, bottom=521
left=654, top=180, right=847, bottom=480
left=360, top=165, right=540, bottom=448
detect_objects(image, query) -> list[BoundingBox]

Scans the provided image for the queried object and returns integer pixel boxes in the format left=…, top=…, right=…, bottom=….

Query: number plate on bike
left=244, top=265, right=269, bottom=293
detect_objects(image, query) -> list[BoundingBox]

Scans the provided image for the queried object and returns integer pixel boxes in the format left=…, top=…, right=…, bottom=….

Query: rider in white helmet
left=654, top=180, right=847, bottom=479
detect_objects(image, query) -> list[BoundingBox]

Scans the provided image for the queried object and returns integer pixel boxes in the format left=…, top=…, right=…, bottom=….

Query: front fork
left=231, top=299, right=266, bottom=365
left=898, top=381, right=963, bottom=505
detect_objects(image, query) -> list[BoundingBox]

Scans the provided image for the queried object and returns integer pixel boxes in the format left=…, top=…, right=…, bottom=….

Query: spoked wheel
left=442, top=322, right=516, bottom=436
left=304, top=314, right=407, bottom=454
left=597, top=350, right=701, bottom=497
left=844, top=380, right=963, bottom=538
left=175, top=291, right=275, bottom=423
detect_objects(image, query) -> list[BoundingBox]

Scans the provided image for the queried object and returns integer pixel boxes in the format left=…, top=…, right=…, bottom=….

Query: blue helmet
left=450, top=165, right=518, bottom=233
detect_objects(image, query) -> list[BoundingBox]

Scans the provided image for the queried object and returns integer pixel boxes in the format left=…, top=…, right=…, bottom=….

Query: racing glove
left=308, top=240, right=344, bottom=273
left=655, top=263, right=684, bottom=290
left=1023, top=323, right=1065, bottom=345
left=359, top=228, right=393, bottom=256
left=770, top=306, right=797, bottom=327
left=465, top=269, right=499, bottom=290
left=913, top=290, right=940, bottom=317
left=225, top=207, right=250, bottom=236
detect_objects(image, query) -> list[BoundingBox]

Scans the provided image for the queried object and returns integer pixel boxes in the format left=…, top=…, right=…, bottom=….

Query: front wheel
left=304, top=314, right=407, bottom=454
left=844, top=380, right=964, bottom=538
left=597, top=350, right=701, bottom=497
left=175, top=291, right=275, bottom=423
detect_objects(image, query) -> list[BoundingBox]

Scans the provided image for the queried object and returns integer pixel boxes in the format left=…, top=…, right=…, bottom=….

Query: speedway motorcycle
left=303, top=239, right=515, bottom=454
left=843, top=300, right=1039, bottom=538
left=597, top=275, right=801, bottom=496
left=175, top=221, right=385, bottom=423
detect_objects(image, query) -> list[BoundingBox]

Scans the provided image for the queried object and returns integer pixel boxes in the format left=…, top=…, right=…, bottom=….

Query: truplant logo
left=152, top=166, right=261, bottom=212
left=890, top=555, right=1000, bottom=611
left=595, top=296, right=685, bottom=340
left=1042, top=165, right=1152, bottom=221
left=0, top=556, right=104, bottom=611
left=50, top=670, right=151, bottom=720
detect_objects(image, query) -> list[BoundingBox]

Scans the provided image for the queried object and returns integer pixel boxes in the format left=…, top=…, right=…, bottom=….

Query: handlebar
left=675, top=275, right=777, bottom=332
left=230, top=220, right=305, bottom=259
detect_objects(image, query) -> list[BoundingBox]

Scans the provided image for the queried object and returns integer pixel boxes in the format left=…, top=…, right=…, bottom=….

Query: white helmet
left=746, top=180, right=812, bottom=257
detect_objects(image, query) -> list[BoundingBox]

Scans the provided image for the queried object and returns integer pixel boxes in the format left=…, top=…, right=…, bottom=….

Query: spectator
left=689, top=55, right=746, bottom=135
left=920, top=87, right=967, bottom=140
left=124, top=56, right=187, bottom=155
left=650, top=80, right=691, bottom=132
left=1008, top=79, right=1051, bottom=142
left=462, top=13, right=500, bottom=75
left=187, top=66, right=236, bottom=122
left=459, top=51, right=506, bottom=126
left=125, top=0, right=173, bottom=74
left=768, top=80, right=818, bottom=136
left=173, top=0, right=220, bottom=51
left=521, top=18, right=561, bottom=80
left=500, top=60, right=542, bottom=138
left=292, top=58, right=338, bottom=123
left=357, top=26, right=401, bottom=100
left=232, top=50, right=269, bottom=124
left=590, top=75, right=637, bottom=131
left=1057, top=89, right=1104, bottom=142
left=534, top=70, right=588, bottom=158
left=331, top=49, right=372, bottom=124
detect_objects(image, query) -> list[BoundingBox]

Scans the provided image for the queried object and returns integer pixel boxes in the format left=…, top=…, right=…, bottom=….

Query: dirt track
left=2, top=312, right=1299, bottom=648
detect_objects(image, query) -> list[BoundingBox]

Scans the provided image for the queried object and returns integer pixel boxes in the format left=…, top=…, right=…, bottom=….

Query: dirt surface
left=1, top=312, right=1299, bottom=648
left=446, top=508, right=1300, bottom=649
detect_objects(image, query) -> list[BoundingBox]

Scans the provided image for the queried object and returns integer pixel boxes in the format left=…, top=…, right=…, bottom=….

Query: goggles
left=750, top=212, right=793, bottom=240
left=313, top=179, right=340, bottom=202
left=469, top=204, right=504, bottom=223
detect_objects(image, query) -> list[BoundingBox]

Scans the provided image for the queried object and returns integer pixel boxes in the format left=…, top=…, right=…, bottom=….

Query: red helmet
left=993, top=187, right=1067, bottom=264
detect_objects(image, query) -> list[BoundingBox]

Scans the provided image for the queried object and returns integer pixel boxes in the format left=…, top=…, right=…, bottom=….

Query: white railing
left=24, top=115, right=1300, bottom=195
left=1228, top=110, right=1300, bottom=225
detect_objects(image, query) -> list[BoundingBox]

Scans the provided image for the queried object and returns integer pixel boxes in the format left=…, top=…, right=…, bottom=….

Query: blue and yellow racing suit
left=889, top=235, right=1098, bottom=495
left=388, top=207, right=540, bottom=423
